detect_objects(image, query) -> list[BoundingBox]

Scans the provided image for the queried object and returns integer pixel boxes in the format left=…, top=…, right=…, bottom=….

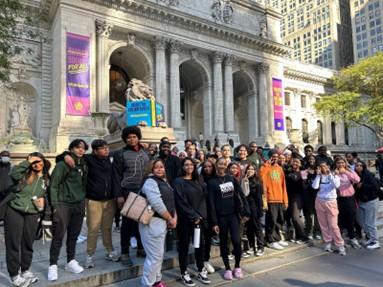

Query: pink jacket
left=338, top=170, right=360, bottom=197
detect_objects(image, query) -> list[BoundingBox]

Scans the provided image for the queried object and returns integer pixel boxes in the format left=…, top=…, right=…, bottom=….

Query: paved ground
left=110, top=239, right=383, bottom=287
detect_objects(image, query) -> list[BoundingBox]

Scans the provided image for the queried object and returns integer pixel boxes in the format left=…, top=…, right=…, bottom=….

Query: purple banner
left=66, top=32, right=90, bottom=116
left=272, top=78, right=285, bottom=131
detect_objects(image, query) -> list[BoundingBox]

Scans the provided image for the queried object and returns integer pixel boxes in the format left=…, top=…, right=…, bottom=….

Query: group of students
left=0, top=126, right=381, bottom=287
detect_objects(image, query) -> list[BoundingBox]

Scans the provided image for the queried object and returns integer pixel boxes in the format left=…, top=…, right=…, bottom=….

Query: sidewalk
left=1, top=203, right=382, bottom=287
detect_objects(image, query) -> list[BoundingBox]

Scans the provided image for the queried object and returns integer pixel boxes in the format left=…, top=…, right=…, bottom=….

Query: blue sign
left=155, top=102, right=165, bottom=125
left=126, top=100, right=154, bottom=126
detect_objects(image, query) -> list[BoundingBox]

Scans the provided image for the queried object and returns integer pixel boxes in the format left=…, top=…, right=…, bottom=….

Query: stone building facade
left=0, top=0, right=378, bottom=153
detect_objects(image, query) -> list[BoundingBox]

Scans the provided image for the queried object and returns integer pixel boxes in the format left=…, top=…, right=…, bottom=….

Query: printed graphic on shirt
left=219, top=182, right=234, bottom=198
left=270, top=170, right=281, bottom=181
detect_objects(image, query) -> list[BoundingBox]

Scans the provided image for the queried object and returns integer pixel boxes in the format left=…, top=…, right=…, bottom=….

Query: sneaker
left=350, top=238, right=361, bottom=249
left=295, top=240, right=304, bottom=245
left=181, top=271, right=195, bottom=287
left=228, top=254, right=234, bottom=260
left=242, top=252, right=250, bottom=258
left=314, top=235, right=322, bottom=240
left=308, top=235, right=314, bottom=240
left=246, top=249, right=254, bottom=255
left=47, top=265, right=58, bottom=281
left=233, top=268, right=243, bottom=279
left=337, top=246, right=346, bottom=256
left=113, top=226, right=120, bottom=233
left=362, top=238, right=373, bottom=246
left=120, top=254, right=134, bottom=267
left=203, top=261, right=215, bottom=274
left=76, top=235, right=87, bottom=244
left=223, top=270, right=233, bottom=281
left=130, top=236, right=138, bottom=249
left=11, top=275, right=31, bottom=287
left=85, top=255, right=95, bottom=268
left=105, top=250, right=120, bottom=262
left=21, top=270, right=38, bottom=284
left=324, top=242, right=332, bottom=252
left=65, top=259, right=84, bottom=274
left=256, top=248, right=265, bottom=257
left=279, top=240, right=289, bottom=247
left=136, top=249, right=146, bottom=258
left=269, top=242, right=284, bottom=250
left=197, top=268, right=211, bottom=284
left=366, top=241, right=380, bottom=250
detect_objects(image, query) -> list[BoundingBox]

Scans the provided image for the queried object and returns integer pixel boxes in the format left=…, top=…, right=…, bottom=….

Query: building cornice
left=41, top=0, right=290, bottom=57
left=284, top=68, right=332, bottom=86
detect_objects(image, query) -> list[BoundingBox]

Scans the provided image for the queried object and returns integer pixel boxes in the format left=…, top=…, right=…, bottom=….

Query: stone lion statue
left=124, top=78, right=155, bottom=101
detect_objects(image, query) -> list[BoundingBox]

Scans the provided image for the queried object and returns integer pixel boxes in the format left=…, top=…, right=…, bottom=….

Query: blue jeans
left=356, top=198, right=378, bottom=242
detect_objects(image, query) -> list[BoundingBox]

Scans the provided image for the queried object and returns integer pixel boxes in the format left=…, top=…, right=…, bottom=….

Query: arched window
left=109, top=65, right=129, bottom=107
left=317, top=120, right=323, bottom=144
left=302, top=119, right=309, bottom=143
left=331, top=122, right=337, bottom=145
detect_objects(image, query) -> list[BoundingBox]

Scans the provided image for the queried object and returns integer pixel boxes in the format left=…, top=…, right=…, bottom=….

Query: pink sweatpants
left=315, top=198, right=344, bottom=247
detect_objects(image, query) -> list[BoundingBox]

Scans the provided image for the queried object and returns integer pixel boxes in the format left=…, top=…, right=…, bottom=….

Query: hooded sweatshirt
left=312, top=174, right=340, bottom=200
left=259, top=163, right=288, bottom=205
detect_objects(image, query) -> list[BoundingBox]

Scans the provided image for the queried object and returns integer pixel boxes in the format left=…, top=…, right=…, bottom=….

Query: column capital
left=96, top=20, right=113, bottom=38
left=153, top=36, right=167, bottom=50
left=224, top=54, right=236, bottom=66
left=168, top=39, right=183, bottom=54
left=255, top=62, right=270, bottom=73
left=211, top=52, right=225, bottom=64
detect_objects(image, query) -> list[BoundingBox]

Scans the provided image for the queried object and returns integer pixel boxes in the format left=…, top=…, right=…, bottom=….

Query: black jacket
left=355, top=170, right=379, bottom=202
left=285, top=170, right=304, bottom=197
left=0, top=163, right=12, bottom=194
left=247, top=179, right=264, bottom=219
left=173, top=178, right=207, bottom=225
left=207, top=175, right=250, bottom=226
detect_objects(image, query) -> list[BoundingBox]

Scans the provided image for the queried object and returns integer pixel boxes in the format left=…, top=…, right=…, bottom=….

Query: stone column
left=95, top=20, right=113, bottom=113
left=153, top=37, right=167, bottom=119
left=256, top=63, right=270, bottom=142
left=169, top=39, right=182, bottom=129
left=211, top=52, right=225, bottom=134
left=248, top=90, right=258, bottom=141
left=224, top=54, right=235, bottom=133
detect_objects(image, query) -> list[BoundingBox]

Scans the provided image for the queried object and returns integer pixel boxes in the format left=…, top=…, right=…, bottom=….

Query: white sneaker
left=350, top=238, right=361, bottom=249
left=105, top=250, right=120, bottom=262
left=203, top=261, right=215, bottom=274
left=324, top=242, right=332, bottom=252
left=269, top=242, right=284, bottom=250
left=10, top=275, right=31, bottom=287
left=21, top=270, right=38, bottom=283
left=47, top=265, right=58, bottom=281
left=366, top=241, right=380, bottom=250
left=228, top=254, right=234, bottom=260
left=85, top=255, right=95, bottom=268
left=338, top=246, right=346, bottom=256
left=65, top=259, right=84, bottom=274
left=130, top=236, right=138, bottom=249
left=279, top=240, right=289, bottom=247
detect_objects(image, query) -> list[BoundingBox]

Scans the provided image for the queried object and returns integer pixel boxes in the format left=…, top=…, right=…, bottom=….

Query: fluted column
left=224, top=54, right=235, bottom=133
left=248, top=89, right=258, bottom=141
left=169, top=40, right=182, bottom=129
left=256, top=63, right=270, bottom=141
left=211, top=52, right=225, bottom=133
left=95, top=20, right=113, bottom=113
left=153, top=37, right=167, bottom=121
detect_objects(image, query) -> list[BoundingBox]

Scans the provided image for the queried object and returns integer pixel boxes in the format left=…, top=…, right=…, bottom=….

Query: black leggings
left=337, top=196, right=356, bottom=239
left=218, top=215, right=241, bottom=270
left=246, top=215, right=265, bottom=249
left=177, top=219, right=205, bottom=273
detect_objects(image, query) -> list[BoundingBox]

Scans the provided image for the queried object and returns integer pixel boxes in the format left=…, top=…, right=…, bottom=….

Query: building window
left=285, top=92, right=291, bottom=106
left=317, top=121, right=323, bottom=144
left=286, top=117, right=292, bottom=138
left=301, top=94, right=307, bottom=108
left=302, top=119, right=309, bottom=143
left=345, top=126, right=349, bottom=145
left=331, top=122, right=337, bottom=145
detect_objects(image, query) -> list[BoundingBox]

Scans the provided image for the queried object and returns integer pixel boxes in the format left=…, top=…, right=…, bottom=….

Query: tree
left=0, top=0, right=40, bottom=83
left=314, top=52, right=383, bottom=140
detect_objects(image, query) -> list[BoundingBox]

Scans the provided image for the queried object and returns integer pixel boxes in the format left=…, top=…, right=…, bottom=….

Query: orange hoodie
left=259, top=163, right=288, bottom=206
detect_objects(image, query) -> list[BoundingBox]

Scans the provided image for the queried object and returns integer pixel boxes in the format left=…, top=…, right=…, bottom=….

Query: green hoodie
left=8, top=160, right=48, bottom=214
left=49, top=154, right=87, bottom=208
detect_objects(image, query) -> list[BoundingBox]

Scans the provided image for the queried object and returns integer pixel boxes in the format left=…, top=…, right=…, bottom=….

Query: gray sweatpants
left=356, top=198, right=379, bottom=242
left=139, top=217, right=167, bottom=287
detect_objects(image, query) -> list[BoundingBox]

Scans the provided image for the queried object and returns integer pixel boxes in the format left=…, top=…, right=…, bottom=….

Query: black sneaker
left=181, top=271, right=196, bottom=287
left=120, top=254, right=133, bottom=267
left=136, top=249, right=146, bottom=258
left=197, top=268, right=211, bottom=284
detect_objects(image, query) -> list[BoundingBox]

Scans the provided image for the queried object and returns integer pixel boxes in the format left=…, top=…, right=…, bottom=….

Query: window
left=301, top=94, right=307, bottom=108
left=285, top=92, right=291, bottom=106
left=317, top=120, right=323, bottom=144
left=302, top=119, right=309, bottom=143
left=331, top=122, right=337, bottom=145
left=344, top=126, right=349, bottom=145
left=286, top=117, right=292, bottom=138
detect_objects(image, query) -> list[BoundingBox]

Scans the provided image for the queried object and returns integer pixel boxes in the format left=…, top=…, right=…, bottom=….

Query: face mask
left=1, top=156, right=10, bottom=163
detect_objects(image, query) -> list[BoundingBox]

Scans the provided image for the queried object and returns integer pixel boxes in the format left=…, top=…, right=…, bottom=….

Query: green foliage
left=0, top=0, right=41, bottom=83
left=315, top=52, right=383, bottom=140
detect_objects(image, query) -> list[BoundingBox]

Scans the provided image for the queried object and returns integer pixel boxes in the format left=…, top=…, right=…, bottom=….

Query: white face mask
left=1, top=156, right=10, bottom=163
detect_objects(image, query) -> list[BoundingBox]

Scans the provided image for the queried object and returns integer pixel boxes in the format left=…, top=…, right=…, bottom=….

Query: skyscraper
left=350, top=0, right=383, bottom=62
left=263, top=0, right=354, bottom=69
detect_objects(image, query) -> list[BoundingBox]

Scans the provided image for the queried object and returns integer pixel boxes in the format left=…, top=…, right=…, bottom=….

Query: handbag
left=120, top=190, right=154, bottom=224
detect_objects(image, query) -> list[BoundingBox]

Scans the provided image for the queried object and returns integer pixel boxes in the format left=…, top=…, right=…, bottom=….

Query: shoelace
left=183, top=273, right=192, bottom=281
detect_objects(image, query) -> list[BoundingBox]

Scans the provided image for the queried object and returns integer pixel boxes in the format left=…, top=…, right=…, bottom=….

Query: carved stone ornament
left=259, top=19, right=268, bottom=38
left=212, top=0, right=234, bottom=24
left=168, top=39, right=183, bottom=53
left=95, top=20, right=113, bottom=37
left=124, top=78, right=155, bottom=101
left=153, top=36, right=167, bottom=50
left=127, top=33, right=136, bottom=47
left=211, top=51, right=225, bottom=64
left=224, top=54, right=236, bottom=65
left=255, top=62, right=269, bottom=73
left=158, top=0, right=179, bottom=6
